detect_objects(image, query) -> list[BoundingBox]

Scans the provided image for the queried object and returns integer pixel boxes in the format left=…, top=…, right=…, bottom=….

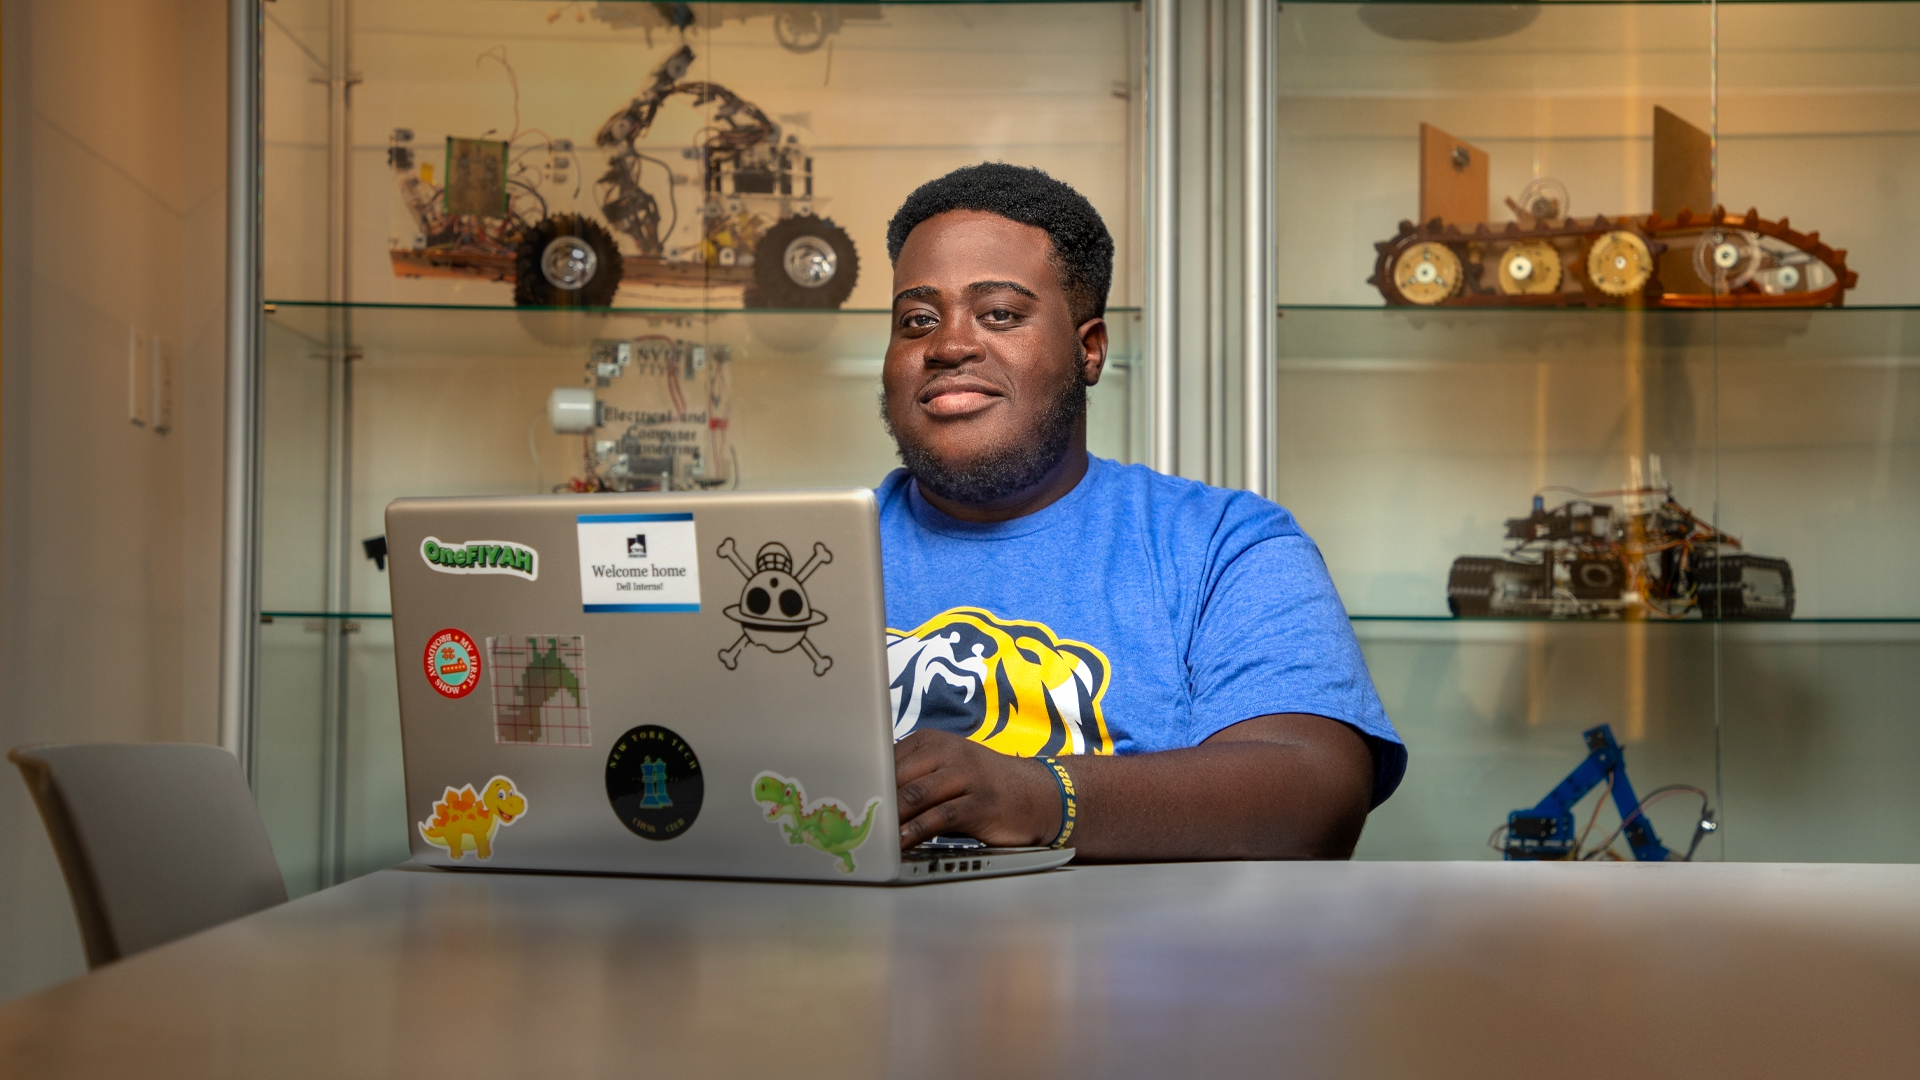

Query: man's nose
left=923, top=316, right=981, bottom=365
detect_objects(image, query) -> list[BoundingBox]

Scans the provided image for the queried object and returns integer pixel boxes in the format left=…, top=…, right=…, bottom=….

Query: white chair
left=9, top=743, right=288, bottom=967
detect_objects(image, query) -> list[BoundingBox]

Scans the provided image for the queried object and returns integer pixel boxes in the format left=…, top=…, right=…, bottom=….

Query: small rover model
left=1447, top=483, right=1793, bottom=620
left=388, top=44, right=857, bottom=309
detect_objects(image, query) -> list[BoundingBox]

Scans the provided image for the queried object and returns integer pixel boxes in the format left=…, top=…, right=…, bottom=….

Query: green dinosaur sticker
left=750, top=771, right=880, bottom=874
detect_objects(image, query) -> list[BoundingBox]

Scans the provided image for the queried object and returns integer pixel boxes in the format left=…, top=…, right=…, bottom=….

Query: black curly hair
left=885, top=163, right=1114, bottom=325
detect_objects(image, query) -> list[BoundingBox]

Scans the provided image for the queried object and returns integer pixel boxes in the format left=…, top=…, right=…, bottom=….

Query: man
left=880, top=163, right=1405, bottom=861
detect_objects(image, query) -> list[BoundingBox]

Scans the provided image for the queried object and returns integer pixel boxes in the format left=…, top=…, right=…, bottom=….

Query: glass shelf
left=1270, top=304, right=1918, bottom=622
left=1351, top=615, right=1920, bottom=624
left=265, top=0, right=1146, bottom=310
left=1273, top=304, right=1920, bottom=365
left=260, top=610, right=1920, bottom=625
left=265, top=300, right=1144, bottom=316
left=262, top=303, right=1143, bottom=621
left=1275, top=2, right=1920, bottom=308
left=1279, top=1, right=1920, bottom=6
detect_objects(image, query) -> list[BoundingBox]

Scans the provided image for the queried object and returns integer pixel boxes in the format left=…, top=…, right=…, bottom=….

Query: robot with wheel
left=387, top=44, right=858, bottom=310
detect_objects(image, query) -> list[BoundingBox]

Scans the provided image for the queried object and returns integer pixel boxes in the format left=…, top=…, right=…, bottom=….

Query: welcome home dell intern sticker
left=576, top=513, right=701, bottom=612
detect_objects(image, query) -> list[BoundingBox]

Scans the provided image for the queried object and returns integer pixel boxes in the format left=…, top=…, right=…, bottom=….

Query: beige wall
left=0, top=0, right=228, bottom=1001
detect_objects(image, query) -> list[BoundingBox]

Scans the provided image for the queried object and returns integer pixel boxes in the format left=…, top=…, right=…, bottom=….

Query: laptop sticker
left=606, top=725, right=703, bottom=840
left=577, top=513, right=701, bottom=612
left=420, top=537, right=538, bottom=581
left=418, top=776, right=526, bottom=861
left=424, top=628, right=483, bottom=698
left=717, top=539, right=832, bottom=676
left=486, top=635, right=590, bottom=746
left=751, top=772, right=880, bottom=874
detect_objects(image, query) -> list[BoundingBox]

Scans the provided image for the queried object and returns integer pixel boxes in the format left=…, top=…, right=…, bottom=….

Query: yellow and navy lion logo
left=886, top=608, right=1113, bottom=757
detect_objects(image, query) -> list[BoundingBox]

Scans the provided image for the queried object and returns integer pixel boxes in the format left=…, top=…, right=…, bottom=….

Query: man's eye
left=900, top=312, right=936, bottom=329
left=983, top=308, right=1016, bottom=323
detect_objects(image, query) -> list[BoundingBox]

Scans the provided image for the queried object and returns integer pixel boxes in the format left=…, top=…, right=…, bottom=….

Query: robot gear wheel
left=1392, top=241, right=1464, bottom=306
left=1586, top=231, right=1654, bottom=298
left=1498, top=241, right=1563, bottom=295
left=1691, top=228, right=1760, bottom=294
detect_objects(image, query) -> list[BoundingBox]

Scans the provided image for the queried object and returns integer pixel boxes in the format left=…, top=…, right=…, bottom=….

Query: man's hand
left=892, top=715, right=1375, bottom=860
left=894, top=730, right=1062, bottom=849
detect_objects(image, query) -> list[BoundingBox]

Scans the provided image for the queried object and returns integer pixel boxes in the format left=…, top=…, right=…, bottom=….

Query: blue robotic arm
left=1504, top=724, right=1713, bottom=861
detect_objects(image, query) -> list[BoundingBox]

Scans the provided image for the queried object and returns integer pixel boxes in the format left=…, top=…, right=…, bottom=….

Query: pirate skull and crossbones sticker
left=716, top=538, right=832, bottom=676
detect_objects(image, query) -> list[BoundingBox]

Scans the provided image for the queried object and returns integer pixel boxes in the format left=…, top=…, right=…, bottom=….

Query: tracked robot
left=1372, top=108, right=1855, bottom=309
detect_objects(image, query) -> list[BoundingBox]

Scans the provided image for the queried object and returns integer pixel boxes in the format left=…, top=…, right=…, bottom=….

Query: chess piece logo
left=637, top=757, right=672, bottom=808
left=716, top=538, right=832, bottom=676
left=605, top=725, right=702, bottom=841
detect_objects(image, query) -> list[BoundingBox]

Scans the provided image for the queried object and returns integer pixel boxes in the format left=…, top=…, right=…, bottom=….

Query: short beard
left=884, top=359, right=1088, bottom=506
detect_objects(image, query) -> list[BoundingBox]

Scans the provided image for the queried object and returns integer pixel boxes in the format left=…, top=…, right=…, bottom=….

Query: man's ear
left=1077, top=318, right=1109, bottom=387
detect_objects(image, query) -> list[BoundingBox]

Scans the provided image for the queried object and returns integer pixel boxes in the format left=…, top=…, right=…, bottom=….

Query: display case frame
left=223, top=1, right=1919, bottom=887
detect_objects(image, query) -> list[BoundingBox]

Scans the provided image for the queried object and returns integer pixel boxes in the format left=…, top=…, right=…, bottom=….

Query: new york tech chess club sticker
left=424, top=628, right=482, bottom=699
left=605, top=725, right=703, bottom=840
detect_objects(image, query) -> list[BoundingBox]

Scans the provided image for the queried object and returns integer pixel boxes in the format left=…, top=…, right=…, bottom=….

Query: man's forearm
left=1045, top=714, right=1374, bottom=861
left=892, top=714, right=1376, bottom=860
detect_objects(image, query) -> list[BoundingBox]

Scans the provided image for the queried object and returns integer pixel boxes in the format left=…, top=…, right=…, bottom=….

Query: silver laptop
left=386, top=489, right=1073, bottom=884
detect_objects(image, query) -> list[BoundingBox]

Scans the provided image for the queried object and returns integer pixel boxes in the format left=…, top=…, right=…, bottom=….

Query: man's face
left=883, top=210, right=1106, bottom=504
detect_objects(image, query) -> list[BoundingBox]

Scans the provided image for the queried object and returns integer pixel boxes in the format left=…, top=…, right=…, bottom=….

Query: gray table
left=1, top=861, right=1916, bottom=1078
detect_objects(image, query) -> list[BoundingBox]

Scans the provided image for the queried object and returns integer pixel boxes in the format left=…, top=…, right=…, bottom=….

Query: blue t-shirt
left=879, top=455, right=1405, bottom=807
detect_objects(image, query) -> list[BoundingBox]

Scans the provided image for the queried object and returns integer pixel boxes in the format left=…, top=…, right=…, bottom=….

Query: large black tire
left=745, top=214, right=859, bottom=309
left=514, top=214, right=623, bottom=308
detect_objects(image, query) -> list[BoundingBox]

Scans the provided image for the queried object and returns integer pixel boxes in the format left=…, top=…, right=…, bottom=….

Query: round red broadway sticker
left=424, top=628, right=482, bottom=698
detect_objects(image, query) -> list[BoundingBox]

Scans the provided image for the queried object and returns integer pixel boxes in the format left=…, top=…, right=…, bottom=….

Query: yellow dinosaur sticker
left=418, top=776, right=527, bottom=861
left=751, top=772, right=880, bottom=874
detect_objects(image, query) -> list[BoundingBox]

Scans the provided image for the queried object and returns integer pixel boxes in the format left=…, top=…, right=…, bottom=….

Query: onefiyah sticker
left=420, top=537, right=538, bottom=581
left=606, top=725, right=702, bottom=840
left=424, top=628, right=482, bottom=698
left=751, top=771, right=880, bottom=874
left=418, top=776, right=526, bottom=861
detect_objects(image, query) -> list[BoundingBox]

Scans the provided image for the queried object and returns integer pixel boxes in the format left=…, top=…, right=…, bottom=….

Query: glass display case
left=253, top=0, right=1148, bottom=893
left=241, top=0, right=1918, bottom=889
left=1271, top=2, right=1920, bottom=861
